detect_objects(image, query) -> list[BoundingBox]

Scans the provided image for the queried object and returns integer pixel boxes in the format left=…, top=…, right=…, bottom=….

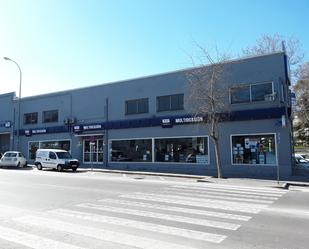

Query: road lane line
left=98, top=198, right=252, bottom=221
left=120, top=194, right=262, bottom=213
left=76, top=203, right=240, bottom=230
left=0, top=225, right=86, bottom=249
left=14, top=215, right=211, bottom=248
left=49, top=208, right=227, bottom=243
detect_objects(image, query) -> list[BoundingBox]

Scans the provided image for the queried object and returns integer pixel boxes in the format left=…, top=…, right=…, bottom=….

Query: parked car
left=34, top=149, right=79, bottom=172
left=0, top=151, right=28, bottom=168
left=294, top=154, right=309, bottom=171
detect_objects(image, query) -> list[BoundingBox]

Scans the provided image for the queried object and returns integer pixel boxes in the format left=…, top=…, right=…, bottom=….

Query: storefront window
left=110, top=139, right=152, bottom=162
left=28, top=142, right=39, bottom=160
left=155, top=136, right=209, bottom=164
left=28, top=140, right=71, bottom=160
left=232, top=134, right=276, bottom=165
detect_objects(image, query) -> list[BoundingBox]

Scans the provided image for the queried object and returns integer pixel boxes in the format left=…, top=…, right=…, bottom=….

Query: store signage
left=83, top=124, right=102, bottom=130
left=175, top=116, right=204, bottom=124
left=32, top=129, right=47, bottom=134
left=5, top=121, right=11, bottom=128
left=73, top=125, right=83, bottom=133
left=161, top=118, right=173, bottom=128
left=25, top=130, right=32, bottom=136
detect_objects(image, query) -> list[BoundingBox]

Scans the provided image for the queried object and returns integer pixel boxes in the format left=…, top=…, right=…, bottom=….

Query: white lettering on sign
left=175, top=117, right=203, bottom=124
left=32, top=129, right=47, bottom=134
left=162, top=119, right=171, bottom=124
left=83, top=124, right=102, bottom=130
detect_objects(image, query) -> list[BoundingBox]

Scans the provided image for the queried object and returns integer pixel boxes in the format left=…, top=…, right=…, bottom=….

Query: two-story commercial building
left=0, top=52, right=293, bottom=178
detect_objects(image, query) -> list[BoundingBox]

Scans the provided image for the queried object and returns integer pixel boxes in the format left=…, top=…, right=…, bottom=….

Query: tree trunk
left=213, top=138, right=223, bottom=178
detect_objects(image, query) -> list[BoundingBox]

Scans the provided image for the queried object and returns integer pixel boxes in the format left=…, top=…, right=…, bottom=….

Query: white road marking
left=0, top=225, right=86, bottom=249
left=121, top=194, right=263, bottom=213
left=98, top=198, right=252, bottom=221
left=167, top=186, right=279, bottom=200
left=49, top=208, right=227, bottom=243
left=177, top=184, right=287, bottom=195
left=14, top=215, right=205, bottom=249
left=160, top=190, right=274, bottom=204
left=76, top=202, right=240, bottom=230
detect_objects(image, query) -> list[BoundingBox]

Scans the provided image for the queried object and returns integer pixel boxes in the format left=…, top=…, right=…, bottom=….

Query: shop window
left=28, top=142, right=39, bottom=160
left=28, top=140, right=71, bottom=160
left=110, top=139, right=152, bottom=162
left=157, top=94, right=184, bottom=112
left=43, top=110, right=58, bottom=123
left=24, top=112, right=38, bottom=125
left=125, top=98, right=149, bottom=115
left=155, top=136, right=209, bottom=164
left=231, top=134, right=276, bottom=165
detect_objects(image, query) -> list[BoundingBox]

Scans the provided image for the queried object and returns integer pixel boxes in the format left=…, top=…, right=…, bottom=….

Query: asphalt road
left=0, top=167, right=308, bottom=249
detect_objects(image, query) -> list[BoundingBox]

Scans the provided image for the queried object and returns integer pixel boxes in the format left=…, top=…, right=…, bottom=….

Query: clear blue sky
left=0, top=0, right=308, bottom=97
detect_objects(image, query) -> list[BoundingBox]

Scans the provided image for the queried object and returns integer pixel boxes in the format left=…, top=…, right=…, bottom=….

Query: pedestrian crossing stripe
left=76, top=202, right=241, bottom=230
left=98, top=198, right=252, bottom=221
left=14, top=215, right=206, bottom=249
left=0, top=225, right=86, bottom=249
left=48, top=208, right=227, bottom=243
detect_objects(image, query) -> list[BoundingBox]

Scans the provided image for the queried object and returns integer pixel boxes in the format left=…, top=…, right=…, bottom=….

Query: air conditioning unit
left=264, top=93, right=277, bottom=101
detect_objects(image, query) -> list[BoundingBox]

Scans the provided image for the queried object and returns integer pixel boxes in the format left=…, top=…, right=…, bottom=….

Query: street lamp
left=4, top=57, right=22, bottom=151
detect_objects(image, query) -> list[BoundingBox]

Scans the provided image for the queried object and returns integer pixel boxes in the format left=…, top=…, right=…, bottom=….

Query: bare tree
left=242, top=34, right=304, bottom=81
left=186, top=48, right=230, bottom=178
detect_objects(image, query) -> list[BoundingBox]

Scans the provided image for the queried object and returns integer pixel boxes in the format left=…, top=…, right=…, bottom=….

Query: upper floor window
left=125, top=98, right=149, bottom=115
left=230, top=82, right=274, bottom=104
left=157, top=94, right=184, bottom=112
left=24, top=112, right=38, bottom=125
left=43, top=110, right=58, bottom=123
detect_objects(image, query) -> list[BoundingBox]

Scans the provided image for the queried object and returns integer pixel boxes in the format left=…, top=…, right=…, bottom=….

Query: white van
left=34, top=149, right=79, bottom=172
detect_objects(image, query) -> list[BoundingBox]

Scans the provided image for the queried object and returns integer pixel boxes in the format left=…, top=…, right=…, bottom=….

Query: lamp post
left=4, top=57, right=22, bottom=151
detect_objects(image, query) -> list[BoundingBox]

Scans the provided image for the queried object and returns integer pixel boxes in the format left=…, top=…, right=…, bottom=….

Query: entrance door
left=83, top=139, right=104, bottom=164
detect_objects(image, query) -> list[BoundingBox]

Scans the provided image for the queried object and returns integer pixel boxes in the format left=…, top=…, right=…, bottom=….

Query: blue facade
left=0, top=52, right=293, bottom=178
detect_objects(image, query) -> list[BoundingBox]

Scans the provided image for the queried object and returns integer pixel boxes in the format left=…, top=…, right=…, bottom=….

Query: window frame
left=157, top=94, right=184, bottom=112
left=23, top=112, right=38, bottom=125
left=42, top=110, right=59, bottom=123
left=125, top=98, right=149, bottom=115
left=230, top=133, right=278, bottom=166
left=230, top=82, right=274, bottom=104
left=109, top=135, right=209, bottom=165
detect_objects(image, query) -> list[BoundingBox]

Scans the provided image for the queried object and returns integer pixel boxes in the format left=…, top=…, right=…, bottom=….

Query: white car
left=0, top=151, right=28, bottom=168
left=294, top=154, right=309, bottom=171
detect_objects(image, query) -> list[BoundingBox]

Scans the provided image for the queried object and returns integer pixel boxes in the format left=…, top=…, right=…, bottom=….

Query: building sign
left=83, top=124, right=102, bottom=130
left=161, top=118, right=173, bottom=128
left=5, top=121, right=11, bottom=128
left=25, top=130, right=32, bottom=136
left=32, top=129, right=47, bottom=134
left=73, top=125, right=83, bottom=133
left=175, top=116, right=204, bottom=124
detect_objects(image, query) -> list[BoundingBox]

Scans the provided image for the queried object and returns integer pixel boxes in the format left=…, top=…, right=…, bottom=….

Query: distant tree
left=186, top=46, right=231, bottom=178
left=294, top=62, right=309, bottom=146
left=242, top=33, right=304, bottom=81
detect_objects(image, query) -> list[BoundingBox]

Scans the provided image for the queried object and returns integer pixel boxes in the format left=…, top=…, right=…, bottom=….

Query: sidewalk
left=78, top=165, right=309, bottom=189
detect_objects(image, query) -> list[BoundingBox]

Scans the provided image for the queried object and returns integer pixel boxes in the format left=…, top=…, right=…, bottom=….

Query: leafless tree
left=242, top=34, right=304, bottom=81
left=186, top=47, right=231, bottom=178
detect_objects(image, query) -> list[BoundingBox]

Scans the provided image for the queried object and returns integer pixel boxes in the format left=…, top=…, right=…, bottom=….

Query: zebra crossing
left=0, top=182, right=287, bottom=249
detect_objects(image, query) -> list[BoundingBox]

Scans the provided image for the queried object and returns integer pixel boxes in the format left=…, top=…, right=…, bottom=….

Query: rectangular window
left=28, top=140, right=71, bottom=160
left=230, top=86, right=250, bottom=104
left=125, top=98, right=149, bottom=115
left=251, top=83, right=273, bottom=102
left=43, top=110, right=58, bottom=123
left=24, top=112, right=38, bottom=125
left=230, top=82, right=273, bottom=104
left=231, top=134, right=276, bottom=165
left=110, top=139, right=152, bottom=162
left=157, top=94, right=184, bottom=112
left=155, top=136, right=209, bottom=164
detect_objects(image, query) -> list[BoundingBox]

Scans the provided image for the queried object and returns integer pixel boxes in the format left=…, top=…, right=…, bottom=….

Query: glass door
left=83, top=138, right=104, bottom=164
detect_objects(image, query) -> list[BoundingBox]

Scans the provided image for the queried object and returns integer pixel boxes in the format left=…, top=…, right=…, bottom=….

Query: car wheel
left=72, top=167, right=77, bottom=172
left=57, top=165, right=62, bottom=172
left=17, top=162, right=21, bottom=168
left=37, top=163, right=42, bottom=170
